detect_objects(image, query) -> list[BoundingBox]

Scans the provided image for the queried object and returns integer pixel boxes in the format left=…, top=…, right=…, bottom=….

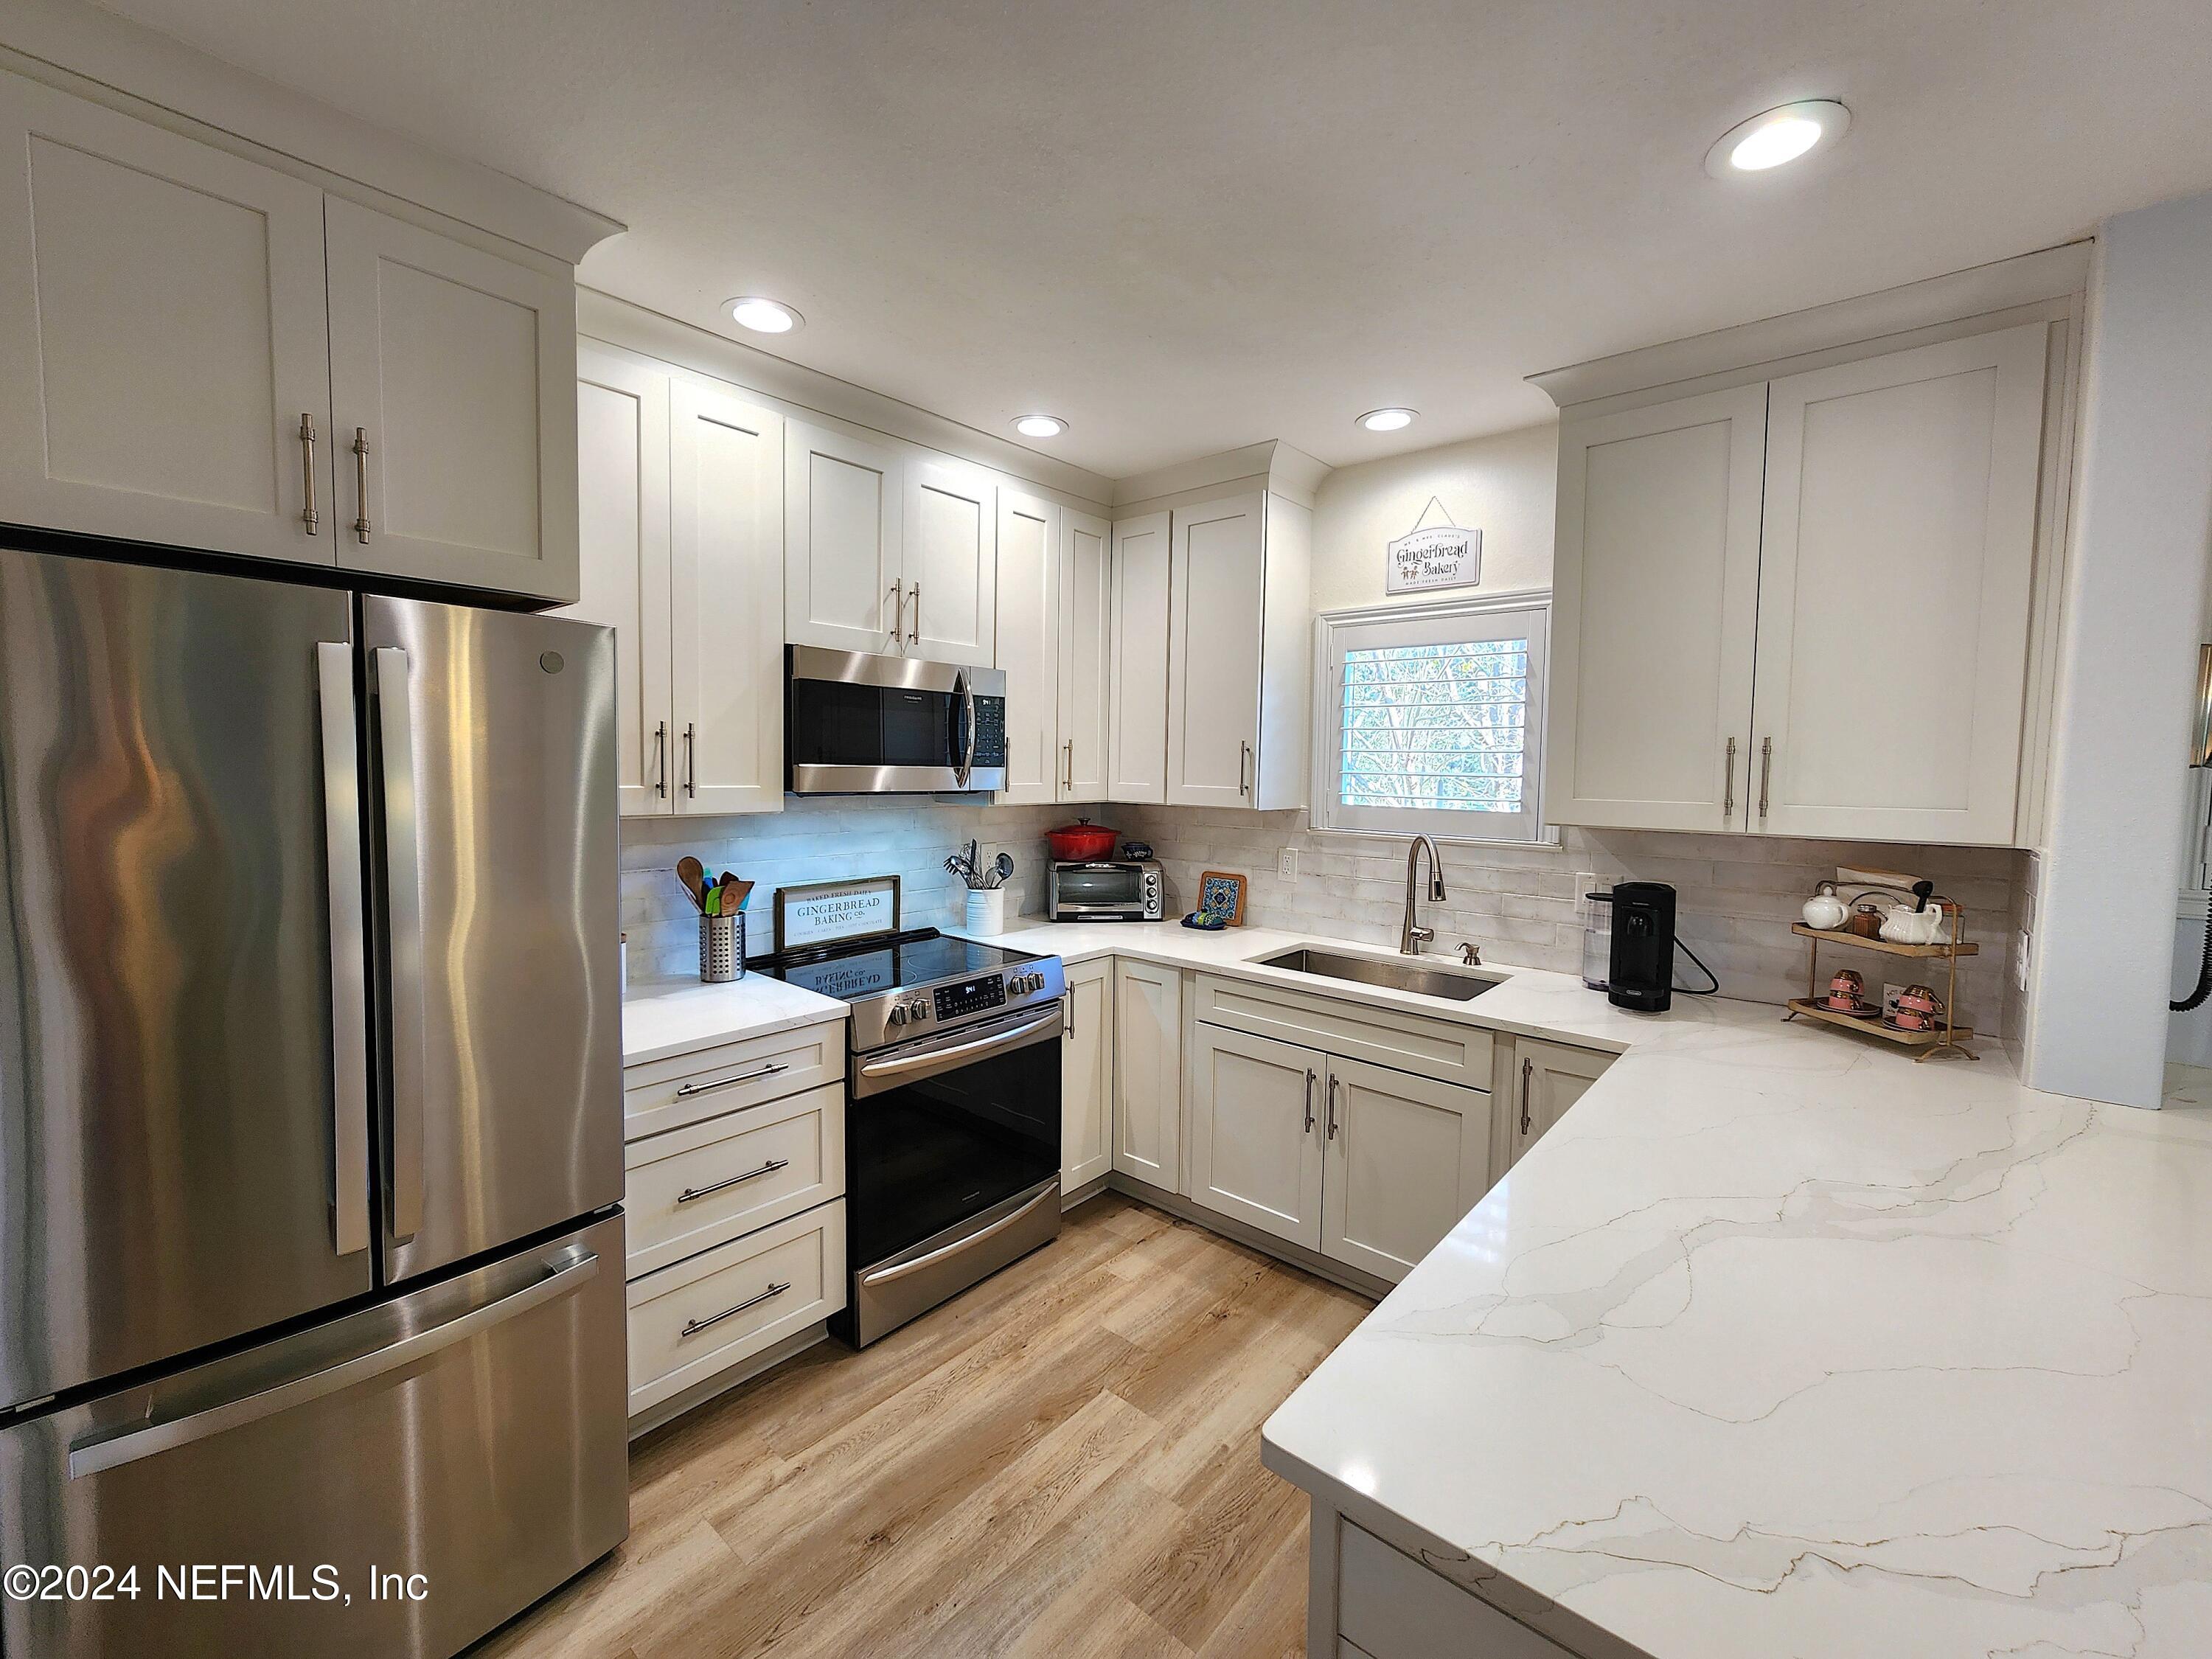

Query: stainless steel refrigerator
left=0, top=546, right=627, bottom=1657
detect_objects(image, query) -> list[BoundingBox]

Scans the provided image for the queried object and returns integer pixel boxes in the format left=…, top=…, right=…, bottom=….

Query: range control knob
left=908, top=998, right=931, bottom=1021
left=886, top=1004, right=908, bottom=1027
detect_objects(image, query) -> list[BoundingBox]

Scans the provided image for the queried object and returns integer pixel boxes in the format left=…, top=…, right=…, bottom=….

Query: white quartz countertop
left=966, top=916, right=2212, bottom=1659
left=622, top=973, right=847, bottom=1067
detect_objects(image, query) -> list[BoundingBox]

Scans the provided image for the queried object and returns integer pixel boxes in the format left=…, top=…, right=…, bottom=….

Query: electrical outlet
left=2014, top=931, right=2031, bottom=991
left=1279, top=848, right=1298, bottom=881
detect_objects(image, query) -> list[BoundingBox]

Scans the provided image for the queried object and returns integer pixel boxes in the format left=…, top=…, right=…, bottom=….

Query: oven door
left=787, top=646, right=1007, bottom=793
left=847, top=1004, right=1062, bottom=1272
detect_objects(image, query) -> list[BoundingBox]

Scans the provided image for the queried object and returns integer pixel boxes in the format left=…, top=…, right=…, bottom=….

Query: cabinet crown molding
left=1528, top=240, right=2090, bottom=411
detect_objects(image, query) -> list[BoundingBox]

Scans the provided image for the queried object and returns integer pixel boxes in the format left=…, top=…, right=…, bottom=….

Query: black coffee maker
left=1607, top=881, right=1678, bottom=1012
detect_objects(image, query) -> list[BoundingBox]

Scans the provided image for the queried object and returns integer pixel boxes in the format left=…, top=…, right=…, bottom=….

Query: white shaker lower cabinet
left=1324, top=1513, right=1579, bottom=1659
left=570, top=346, right=785, bottom=817
left=0, top=70, right=336, bottom=567
left=1112, top=958, right=1184, bottom=1190
left=621, top=1018, right=848, bottom=1431
left=1749, top=325, right=2048, bottom=844
left=1188, top=1024, right=1325, bottom=1248
left=1163, top=490, right=1313, bottom=810
left=1493, top=1035, right=1613, bottom=1176
left=325, top=198, right=579, bottom=603
left=785, top=417, right=904, bottom=654
left=668, top=379, right=786, bottom=813
left=1547, top=386, right=1767, bottom=833
left=995, top=488, right=1060, bottom=805
left=902, top=456, right=997, bottom=667
left=1319, top=1055, right=1492, bottom=1283
left=1107, top=511, right=1173, bottom=803
left=1057, top=509, right=1114, bottom=802
left=1062, top=958, right=1116, bottom=1197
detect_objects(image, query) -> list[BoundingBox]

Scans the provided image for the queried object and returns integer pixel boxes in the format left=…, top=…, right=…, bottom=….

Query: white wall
left=1310, top=424, right=1557, bottom=611
left=2026, top=187, right=2212, bottom=1107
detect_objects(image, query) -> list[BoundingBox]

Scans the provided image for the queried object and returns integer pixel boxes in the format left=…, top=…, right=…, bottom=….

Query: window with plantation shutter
left=1315, top=597, right=1549, bottom=841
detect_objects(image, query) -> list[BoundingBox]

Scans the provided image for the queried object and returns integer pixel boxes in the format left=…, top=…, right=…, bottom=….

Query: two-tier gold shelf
left=1784, top=922, right=1979, bottom=1062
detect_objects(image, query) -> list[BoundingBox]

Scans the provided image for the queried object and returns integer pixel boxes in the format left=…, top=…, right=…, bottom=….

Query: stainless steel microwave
left=786, top=646, right=1007, bottom=794
left=1047, top=860, right=1164, bottom=921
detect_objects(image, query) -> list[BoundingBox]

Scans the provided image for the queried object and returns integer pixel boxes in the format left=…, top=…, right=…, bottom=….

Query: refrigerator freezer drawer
left=0, top=1214, right=627, bottom=1659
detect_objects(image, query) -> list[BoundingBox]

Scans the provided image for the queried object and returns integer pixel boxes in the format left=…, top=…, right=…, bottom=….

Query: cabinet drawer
left=1195, top=974, right=1492, bottom=1091
left=623, top=1019, right=843, bottom=1140
left=624, top=1083, right=845, bottom=1279
left=627, top=1203, right=845, bottom=1417
left=1338, top=1520, right=1576, bottom=1659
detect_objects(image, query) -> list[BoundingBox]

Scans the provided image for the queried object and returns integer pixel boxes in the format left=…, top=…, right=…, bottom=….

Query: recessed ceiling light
left=1014, top=414, right=1066, bottom=439
left=1705, top=101, right=1851, bottom=178
left=727, top=296, right=801, bottom=334
left=1357, top=408, right=1416, bottom=433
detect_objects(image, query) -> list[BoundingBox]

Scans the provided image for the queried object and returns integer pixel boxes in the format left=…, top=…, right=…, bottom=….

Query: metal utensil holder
left=700, top=911, right=745, bottom=983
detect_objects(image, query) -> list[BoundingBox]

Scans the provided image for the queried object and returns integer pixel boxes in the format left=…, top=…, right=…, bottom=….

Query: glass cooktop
left=761, top=929, right=1034, bottom=1004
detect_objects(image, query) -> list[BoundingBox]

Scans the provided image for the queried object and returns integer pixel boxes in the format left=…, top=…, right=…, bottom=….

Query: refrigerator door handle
left=65, top=1247, right=600, bottom=1480
left=316, top=643, right=372, bottom=1258
left=372, top=645, right=428, bottom=1242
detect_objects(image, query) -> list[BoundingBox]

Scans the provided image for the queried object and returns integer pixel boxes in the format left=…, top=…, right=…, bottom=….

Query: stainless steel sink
left=1254, top=947, right=1500, bottom=1002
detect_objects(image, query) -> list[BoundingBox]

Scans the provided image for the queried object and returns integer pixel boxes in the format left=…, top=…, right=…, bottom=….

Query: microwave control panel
left=971, top=700, right=1006, bottom=765
left=934, top=974, right=1008, bottom=1022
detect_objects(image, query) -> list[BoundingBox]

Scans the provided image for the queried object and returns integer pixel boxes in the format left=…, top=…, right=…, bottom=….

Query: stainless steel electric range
left=758, top=928, right=1066, bottom=1346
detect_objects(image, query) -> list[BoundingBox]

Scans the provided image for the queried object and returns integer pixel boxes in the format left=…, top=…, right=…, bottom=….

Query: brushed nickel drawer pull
left=675, top=1158, right=789, bottom=1205
left=1759, top=736, right=1773, bottom=821
left=1326, top=1073, right=1340, bottom=1140
left=684, top=723, right=698, bottom=799
left=299, top=414, right=320, bottom=534
left=350, top=428, right=372, bottom=543
left=672, top=1062, right=787, bottom=1099
left=1520, top=1056, right=1534, bottom=1136
left=654, top=720, right=668, bottom=799
left=1304, top=1068, right=1317, bottom=1134
left=681, top=1281, right=790, bottom=1339
left=1722, top=736, right=1736, bottom=821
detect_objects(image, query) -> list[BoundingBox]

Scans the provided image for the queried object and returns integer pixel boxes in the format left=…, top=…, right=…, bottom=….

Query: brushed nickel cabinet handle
left=907, top=582, right=921, bottom=644
left=653, top=721, right=668, bottom=799
left=1063, top=740, right=1074, bottom=792
left=1326, top=1074, right=1340, bottom=1141
left=684, top=723, right=698, bottom=799
left=1520, top=1056, right=1534, bottom=1136
left=672, top=1061, right=787, bottom=1099
left=298, top=414, right=320, bottom=535
left=675, top=1158, right=788, bottom=1205
left=1723, top=736, right=1736, bottom=821
left=889, top=581, right=904, bottom=644
left=1759, top=736, right=1773, bottom=821
left=1240, top=740, right=1253, bottom=798
left=350, top=428, right=372, bottom=543
left=1304, top=1068, right=1317, bottom=1134
left=681, top=1281, right=790, bottom=1339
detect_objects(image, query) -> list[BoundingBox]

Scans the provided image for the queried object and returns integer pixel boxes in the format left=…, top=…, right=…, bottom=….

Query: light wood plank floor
left=472, top=1194, right=1370, bottom=1659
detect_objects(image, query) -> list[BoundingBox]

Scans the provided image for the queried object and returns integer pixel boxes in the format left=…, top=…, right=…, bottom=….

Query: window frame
left=1310, top=592, right=1554, bottom=844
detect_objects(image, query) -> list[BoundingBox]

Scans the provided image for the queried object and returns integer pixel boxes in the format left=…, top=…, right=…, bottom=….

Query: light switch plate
left=1279, top=848, right=1298, bottom=880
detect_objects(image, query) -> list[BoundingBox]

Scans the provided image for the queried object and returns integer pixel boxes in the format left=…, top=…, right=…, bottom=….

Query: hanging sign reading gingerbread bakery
left=1385, top=496, right=1482, bottom=594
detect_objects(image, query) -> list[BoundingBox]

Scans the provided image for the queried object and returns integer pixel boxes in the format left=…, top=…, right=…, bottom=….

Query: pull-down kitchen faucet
left=1401, top=835, right=1447, bottom=955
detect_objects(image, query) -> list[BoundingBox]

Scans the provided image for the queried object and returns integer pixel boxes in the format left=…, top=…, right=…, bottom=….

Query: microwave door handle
left=315, top=643, right=371, bottom=1257
left=372, top=646, right=427, bottom=1242
left=955, top=669, right=976, bottom=787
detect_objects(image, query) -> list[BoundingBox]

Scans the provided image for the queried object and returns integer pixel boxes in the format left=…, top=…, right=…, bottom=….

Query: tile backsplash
left=1115, top=806, right=2027, bottom=1037
left=620, top=797, right=1066, bottom=978
left=622, top=798, right=2026, bottom=1037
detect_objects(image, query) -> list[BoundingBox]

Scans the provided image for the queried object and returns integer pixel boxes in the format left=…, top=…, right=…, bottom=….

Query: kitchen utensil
left=703, top=882, right=720, bottom=917
left=1046, top=818, right=1119, bottom=861
left=1801, top=880, right=1850, bottom=931
left=718, top=873, right=746, bottom=914
left=676, top=855, right=706, bottom=911
left=990, top=852, right=1014, bottom=889
left=1910, top=879, right=1936, bottom=913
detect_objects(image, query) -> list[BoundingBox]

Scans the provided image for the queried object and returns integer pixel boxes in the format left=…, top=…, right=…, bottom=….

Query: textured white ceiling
left=91, top=0, right=2212, bottom=476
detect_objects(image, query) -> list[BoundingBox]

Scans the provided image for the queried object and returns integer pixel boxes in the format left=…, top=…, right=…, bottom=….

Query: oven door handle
left=859, top=1183, right=1060, bottom=1288
left=854, top=1006, right=1062, bottom=1095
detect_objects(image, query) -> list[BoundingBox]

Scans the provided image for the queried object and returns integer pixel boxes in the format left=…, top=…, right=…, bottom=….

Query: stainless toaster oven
left=1046, top=860, right=1164, bottom=921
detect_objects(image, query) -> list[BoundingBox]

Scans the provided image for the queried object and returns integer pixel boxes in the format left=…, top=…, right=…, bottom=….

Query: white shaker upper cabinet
left=784, top=418, right=903, bottom=654
left=994, top=488, right=1059, bottom=806
left=324, top=199, right=578, bottom=604
left=1057, top=508, right=1113, bottom=802
left=1107, top=511, right=1172, bottom=803
left=1164, top=491, right=1267, bottom=808
left=1547, top=386, right=1767, bottom=832
left=566, top=345, right=672, bottom=815
left=1750, top=326, right=2048, bottom=844
left=670, top=380, right=785, bottom=815
left=0, top=72, right=335, bottom=566
left=903, top=458, right=997, bottom=667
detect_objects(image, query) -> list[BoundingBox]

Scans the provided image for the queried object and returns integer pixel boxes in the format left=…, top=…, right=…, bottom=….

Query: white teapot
left=1801, top=881, right=1849, bottom=931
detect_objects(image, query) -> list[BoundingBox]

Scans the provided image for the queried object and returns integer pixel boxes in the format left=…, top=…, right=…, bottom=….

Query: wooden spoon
left=718, top=872, right=748, bottom=914
left=676, top=856, right=706, bottom=911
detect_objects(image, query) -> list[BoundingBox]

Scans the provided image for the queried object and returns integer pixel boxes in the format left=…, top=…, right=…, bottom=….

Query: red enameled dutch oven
left=1046, top=818, right=1119, bottom=861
